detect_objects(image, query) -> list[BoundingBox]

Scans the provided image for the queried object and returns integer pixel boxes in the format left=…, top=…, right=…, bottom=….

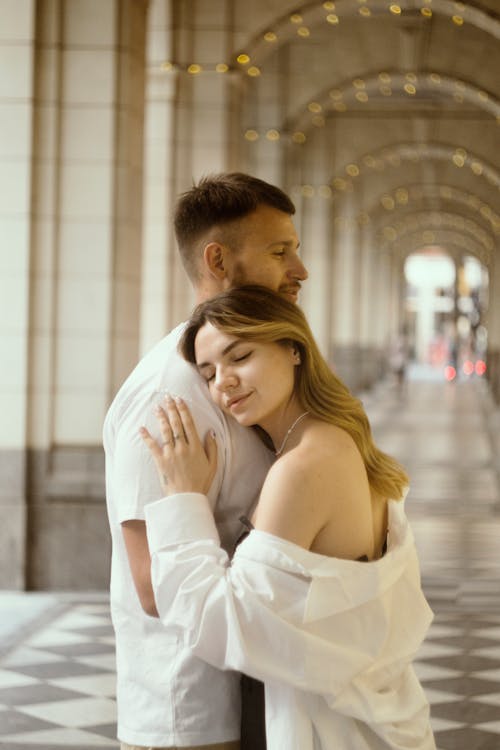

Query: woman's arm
left=146, top=493, right=373, bottom=697
left=141, top=398, right=431, bottom=704
left=145, top=491, right=432, bottom=708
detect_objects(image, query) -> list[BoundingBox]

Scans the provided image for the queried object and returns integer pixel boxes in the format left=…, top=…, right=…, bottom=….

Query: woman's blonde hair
left=180, top=285, right=408, bottom=500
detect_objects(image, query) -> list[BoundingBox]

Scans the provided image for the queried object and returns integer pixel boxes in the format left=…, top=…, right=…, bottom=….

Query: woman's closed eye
left=197, top=350, right=252, bottom=383
left=199, top=367, right=215, bottom=383
left=232, top=351, right=252, bottom=363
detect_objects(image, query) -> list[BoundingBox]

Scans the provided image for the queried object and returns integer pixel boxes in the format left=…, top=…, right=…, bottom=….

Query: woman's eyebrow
left=196, top=340, right=242, bottom=370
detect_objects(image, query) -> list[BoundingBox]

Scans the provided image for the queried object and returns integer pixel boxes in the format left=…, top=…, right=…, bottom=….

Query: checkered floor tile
left=416, top=608, right=500, bottom=749
left=0, top=375, right=499, bottom=749
left=1, top=596, right=500, bottom=749
left=0, top=600, right=118, bottom=749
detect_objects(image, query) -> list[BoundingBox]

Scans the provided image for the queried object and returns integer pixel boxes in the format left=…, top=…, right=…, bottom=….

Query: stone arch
left=233, top=0, right=500, bottom=69
left=371, top=221, right=494, bottom=276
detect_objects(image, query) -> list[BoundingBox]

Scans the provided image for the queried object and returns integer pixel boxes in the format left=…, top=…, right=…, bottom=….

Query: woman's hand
left=140, top=395, right=217, bottom=496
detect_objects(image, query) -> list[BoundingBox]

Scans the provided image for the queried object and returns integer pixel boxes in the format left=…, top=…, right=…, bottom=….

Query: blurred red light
left=463, top=360, right=474, bottom=376
left=444, top=365, right=456, bottom=381
left=475, top=360, right=487, bottom=376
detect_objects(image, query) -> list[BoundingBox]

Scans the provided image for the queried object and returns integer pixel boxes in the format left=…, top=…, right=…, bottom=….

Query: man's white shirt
left=103, top=323, right=273, bottom=747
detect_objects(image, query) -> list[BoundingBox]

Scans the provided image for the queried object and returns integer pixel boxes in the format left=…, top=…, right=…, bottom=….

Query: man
left=104, top=173, right=308, bottom=750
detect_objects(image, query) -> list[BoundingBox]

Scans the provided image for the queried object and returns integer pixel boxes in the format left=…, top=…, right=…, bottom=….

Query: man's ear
left=203, top=242, right=228, bottom=280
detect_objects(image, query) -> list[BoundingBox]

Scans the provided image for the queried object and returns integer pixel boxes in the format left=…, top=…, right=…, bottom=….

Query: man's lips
left=281, top=284, right=301, bottom=299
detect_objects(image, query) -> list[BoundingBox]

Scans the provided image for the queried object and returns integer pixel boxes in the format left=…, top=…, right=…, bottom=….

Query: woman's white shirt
left=145, top=493, right=436, bottom=750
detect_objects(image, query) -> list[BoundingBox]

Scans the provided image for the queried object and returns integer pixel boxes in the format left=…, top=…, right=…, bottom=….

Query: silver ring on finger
left=173, top=433, right=182, bottom=441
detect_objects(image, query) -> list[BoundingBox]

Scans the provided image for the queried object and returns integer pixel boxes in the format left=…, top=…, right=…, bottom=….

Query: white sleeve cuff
left=145, top=492, right=220, bottom=552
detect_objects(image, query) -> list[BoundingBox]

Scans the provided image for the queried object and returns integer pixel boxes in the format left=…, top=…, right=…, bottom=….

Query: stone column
left=298, top=191, right=332, bottom=357
left=0, top=0, right=36, bottom=588
left=142, top=0, right=237, bottom=336
left=140, top=0, right=177, bottom=351
left=487, top=253, right=500, bottom=403
left=329, top=195, right=362, bottom=389
left=294, top=126, right=334, bottom=358
left=372, top=248, right=393, bottom=367
left=17, top=0, right=148, bottom=590
left=358, top=224, right=383, bottom=387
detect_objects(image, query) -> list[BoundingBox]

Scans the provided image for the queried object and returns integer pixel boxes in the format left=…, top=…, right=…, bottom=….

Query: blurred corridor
left=1, top=372, right=500, bottom=749
left=369, top=368, right=500, bottom=605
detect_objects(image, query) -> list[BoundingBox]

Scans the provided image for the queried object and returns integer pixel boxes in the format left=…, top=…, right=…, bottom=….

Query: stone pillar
left=142, top=0, right=237, bottom=337
left=140, top=0, right=177, bottom=351
left=372, top=248, right=393, bottom=366
left=16, top=0, right=148, bottom=590
left=390, top=254, right=405, bottom=339
left=298, top=192, right=332, bottom=357
left=329, top=196, right=362, bottom=389
left=243, top=64, right=285, bottom=187
left=487, top=253, right=500, bottom=403
left=294, top=125, right=334, bottom=358
left=0, top=0, right=36, bottom=588
left=358, top=224, right=384, bottom=388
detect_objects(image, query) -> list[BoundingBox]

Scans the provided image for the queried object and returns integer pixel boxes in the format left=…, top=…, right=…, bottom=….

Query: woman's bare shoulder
left=294, top=420, right=364, bottom=470
left=253, top=422, right=363, bottom=548
left=253, top=420, right=372, bottom=552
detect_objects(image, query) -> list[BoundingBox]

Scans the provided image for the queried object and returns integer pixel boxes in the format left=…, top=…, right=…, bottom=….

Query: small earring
left=293, top=351, right=301, bottom=365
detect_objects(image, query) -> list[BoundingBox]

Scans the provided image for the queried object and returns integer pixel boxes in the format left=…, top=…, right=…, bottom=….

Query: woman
left=140, top=286, right=435, bottom=750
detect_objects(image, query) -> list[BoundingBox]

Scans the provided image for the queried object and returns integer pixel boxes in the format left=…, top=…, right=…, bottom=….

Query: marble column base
left=0, top=447, right=109, bottom=590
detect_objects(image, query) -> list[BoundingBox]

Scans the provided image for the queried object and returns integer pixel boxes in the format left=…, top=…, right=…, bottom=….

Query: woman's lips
left=227, top=393, right=251, bottom=410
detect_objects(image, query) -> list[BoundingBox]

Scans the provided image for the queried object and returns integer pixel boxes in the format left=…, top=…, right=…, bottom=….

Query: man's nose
left=289, top=255, right=308, bottom=281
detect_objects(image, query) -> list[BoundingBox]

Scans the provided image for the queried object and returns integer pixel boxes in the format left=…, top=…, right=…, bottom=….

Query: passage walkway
left=1, top=372, right=500, bottom=749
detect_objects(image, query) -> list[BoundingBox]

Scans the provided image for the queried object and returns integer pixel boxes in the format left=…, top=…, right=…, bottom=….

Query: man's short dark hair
left=174, top=172, right=296, bottom=281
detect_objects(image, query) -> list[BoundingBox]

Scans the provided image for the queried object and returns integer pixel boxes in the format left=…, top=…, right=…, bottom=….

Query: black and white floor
left=1, top=370, right=499, bottom=750
left=0, top=597, right=117, bottom=749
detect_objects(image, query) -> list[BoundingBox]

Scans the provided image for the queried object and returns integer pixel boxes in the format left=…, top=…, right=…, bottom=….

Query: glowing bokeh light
left=475, top=360, right=487, bottom=376
left=444, top=365, right=457, bottom=382
left=463, top=360, right=474, bottom=376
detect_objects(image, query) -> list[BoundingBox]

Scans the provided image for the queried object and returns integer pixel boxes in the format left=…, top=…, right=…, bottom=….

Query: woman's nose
left=214, top=368, right=237, bottom=391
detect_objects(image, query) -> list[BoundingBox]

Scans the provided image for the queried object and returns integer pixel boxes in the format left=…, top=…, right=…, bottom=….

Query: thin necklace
left=274, top=411, right=309, bottom=457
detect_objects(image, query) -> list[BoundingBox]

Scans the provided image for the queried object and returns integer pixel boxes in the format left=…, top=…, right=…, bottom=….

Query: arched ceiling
left=363, top=183, right=500, bottom=246
left=329, top=141, right=500, bottom=195
left=236, top=0, right=500, bottom=65
left=231, top=0, right=500, bottom=263
left=380, top=228, right=491, bottom=265
left=155, top=0, right=499, bottom=265
left=374, top=209, right=494, bottom=257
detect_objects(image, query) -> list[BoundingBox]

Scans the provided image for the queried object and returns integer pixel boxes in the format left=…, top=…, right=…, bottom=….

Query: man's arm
left=121, top=520, right=159, bottom=617
left=107, top=378, right=226, bottom=618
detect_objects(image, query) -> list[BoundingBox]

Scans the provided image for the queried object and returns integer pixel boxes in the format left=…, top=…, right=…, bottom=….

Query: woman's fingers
left=148, top=393, right=213, bottom=457
left=163, top=395, right=186, bottom=443
left=204, top=430, right=218, bottom=486
left=139, top=426, right=162, bottom=457
left=140, top=397, right=219, bottom=496
left=154, top=404, right=174, bottom=449
left=175, top=396, right=200, bottom=445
